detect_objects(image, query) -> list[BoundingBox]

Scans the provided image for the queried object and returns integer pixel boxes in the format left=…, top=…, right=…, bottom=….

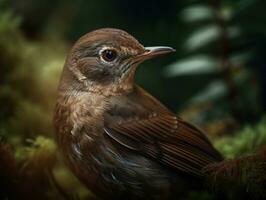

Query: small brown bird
left=54, top=28, right=223, bottom=200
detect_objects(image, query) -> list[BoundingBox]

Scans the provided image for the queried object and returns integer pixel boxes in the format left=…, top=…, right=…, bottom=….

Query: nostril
left=145, top=49, right=151, bottom=53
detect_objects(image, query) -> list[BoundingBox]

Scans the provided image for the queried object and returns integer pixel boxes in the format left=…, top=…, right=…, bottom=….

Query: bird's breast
left=54, top=93, right=115, bottom=190
left=55, top=94, right=107, bottom=168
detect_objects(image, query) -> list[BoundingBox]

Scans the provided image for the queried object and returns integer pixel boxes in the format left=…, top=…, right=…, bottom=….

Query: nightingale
left=54, top=28, right=223, bottom=200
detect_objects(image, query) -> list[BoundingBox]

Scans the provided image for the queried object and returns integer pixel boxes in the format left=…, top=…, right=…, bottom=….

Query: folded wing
left=104, top=86, right=223, bottom=177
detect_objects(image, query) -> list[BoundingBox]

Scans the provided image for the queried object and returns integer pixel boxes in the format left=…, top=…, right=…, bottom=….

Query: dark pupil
left=102, top=50, right=116, bottom=61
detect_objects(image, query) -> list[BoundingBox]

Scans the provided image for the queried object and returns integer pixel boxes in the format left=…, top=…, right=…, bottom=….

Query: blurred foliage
left=0, top=0, right=266, bottom=199
left=165, top=0, right=264, bottom=125
left=0, top=0, right=67, bottom=144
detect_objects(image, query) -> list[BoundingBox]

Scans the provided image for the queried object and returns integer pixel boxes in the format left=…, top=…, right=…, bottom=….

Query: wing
left=104, top=86, right=223, bottom=177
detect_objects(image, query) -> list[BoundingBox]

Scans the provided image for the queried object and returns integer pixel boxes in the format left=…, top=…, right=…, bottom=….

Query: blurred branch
left=210, top=0, right=241, bottom=121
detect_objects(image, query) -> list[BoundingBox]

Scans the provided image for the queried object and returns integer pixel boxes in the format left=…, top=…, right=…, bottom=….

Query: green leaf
left=164, top=55, right=219, bottom=76
left=180, top=5, right=213, bottom=22
left=184, top=25, right=241, bottom=51
left=229, top=51, right=253, bottom=66
left=189, top=80, right=228, bottom=104
left=184, top=25, right=219, bottom=51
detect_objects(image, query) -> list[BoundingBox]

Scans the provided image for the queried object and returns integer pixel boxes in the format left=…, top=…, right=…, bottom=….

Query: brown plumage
left=54, top=28, right=223, bottom=200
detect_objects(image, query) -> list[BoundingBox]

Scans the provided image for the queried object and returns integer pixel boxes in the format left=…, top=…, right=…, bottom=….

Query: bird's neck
left=56, top=89, right=109, bottom=128
left=55, top=64, right=135, bottom=144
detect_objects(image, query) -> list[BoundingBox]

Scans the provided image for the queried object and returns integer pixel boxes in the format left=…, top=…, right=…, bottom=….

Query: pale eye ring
left=100, top=49, right=117, bottom=62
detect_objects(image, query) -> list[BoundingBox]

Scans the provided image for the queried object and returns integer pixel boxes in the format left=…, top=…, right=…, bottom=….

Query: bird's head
left=60, top=28, right=175, bottom=95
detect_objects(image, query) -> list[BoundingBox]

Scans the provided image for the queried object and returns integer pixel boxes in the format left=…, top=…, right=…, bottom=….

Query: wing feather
left=104, top=86, right=223, bottom=177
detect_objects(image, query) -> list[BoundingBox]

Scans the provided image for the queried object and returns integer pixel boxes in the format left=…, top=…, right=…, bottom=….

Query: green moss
left=52, top=160, right=94, bottom=200
left=214, top=117, right=266, bottom=158
left=15, top=136, right=56, bottom=163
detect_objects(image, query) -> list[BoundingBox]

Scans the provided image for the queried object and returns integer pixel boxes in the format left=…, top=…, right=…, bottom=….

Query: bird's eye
left=100, top=49, right=117, bottom=62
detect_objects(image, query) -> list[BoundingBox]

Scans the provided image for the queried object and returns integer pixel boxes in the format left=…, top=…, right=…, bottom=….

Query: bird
left=54, top=28, right=223, bottom=200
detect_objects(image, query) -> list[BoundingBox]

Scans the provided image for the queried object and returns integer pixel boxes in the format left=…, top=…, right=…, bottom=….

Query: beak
left=133, top=46, right=175, bottom=63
